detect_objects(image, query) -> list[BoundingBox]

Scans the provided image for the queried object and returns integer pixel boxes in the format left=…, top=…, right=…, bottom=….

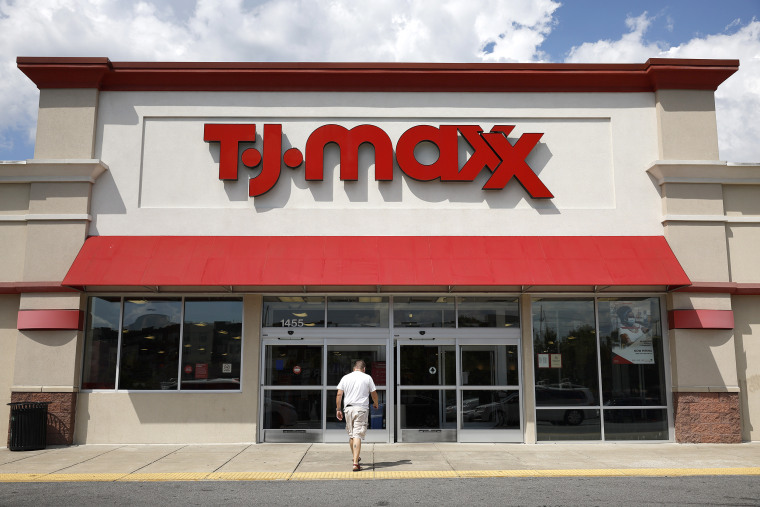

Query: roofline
left=16, top=57, right=739, bottom=93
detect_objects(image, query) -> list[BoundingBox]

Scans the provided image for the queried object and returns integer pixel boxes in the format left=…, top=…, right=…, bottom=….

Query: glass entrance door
left=260, top=337, right=389, bottom=443
left=396, top=338, right=522, bottom=443
left=458, top=341, right=522, bottom=442
left=397, top=339, right=457, bottom=442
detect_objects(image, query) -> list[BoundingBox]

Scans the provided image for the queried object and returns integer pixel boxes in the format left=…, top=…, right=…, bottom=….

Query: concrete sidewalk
left=0, top=442, right=758, bottom=482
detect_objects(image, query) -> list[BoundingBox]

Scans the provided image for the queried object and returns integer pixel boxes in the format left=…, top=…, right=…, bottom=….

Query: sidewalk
left=0, top=442, right=758, bottom=482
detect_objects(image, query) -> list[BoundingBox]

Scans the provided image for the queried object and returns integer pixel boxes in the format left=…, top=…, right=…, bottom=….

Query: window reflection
left=532, top=299, right=600, bottom=406
left=458, top=298, right=519, bottom=328
left=536, top=409, right=601, bottom=441
left=393, top=297, right=455, bottom=328
left=400, top=345, right=455, bottom=385
left=603, top=409, right=668, bottom=440
left=180, top=298, right=242, bottom=390
left=262, top=296, right=324, bottom=327
left=400, top=390, right=456, bottom=429
left=327, top=297, right=388, bottom=327
left=265, top=345, right=322, bottom=386
left=461, top=390, right=520, bottom=429
left=118, top=298, right=182, bottom=390
left=81, top=297, right=121, bottom=389
left=461, top=345, right=518, bottom=386
left=263, top=390, right=321, bottom=429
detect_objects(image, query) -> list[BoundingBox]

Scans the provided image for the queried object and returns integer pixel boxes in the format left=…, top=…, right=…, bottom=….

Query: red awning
left=62, top=236, right=690, bottom=291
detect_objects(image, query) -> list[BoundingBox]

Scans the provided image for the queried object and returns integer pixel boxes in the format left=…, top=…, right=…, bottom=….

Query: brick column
left=673, top=392, right=741, bottom=443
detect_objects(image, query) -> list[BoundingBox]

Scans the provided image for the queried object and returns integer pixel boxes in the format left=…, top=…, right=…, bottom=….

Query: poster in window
left=611, top=302, right=655, bottom=365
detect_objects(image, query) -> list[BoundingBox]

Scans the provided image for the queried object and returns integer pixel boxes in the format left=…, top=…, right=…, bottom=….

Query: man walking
left=336, top=360, right=379, bottom=472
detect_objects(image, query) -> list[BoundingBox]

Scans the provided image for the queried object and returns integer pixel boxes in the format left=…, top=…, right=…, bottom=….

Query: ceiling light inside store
left=145, top=336, right=155, bottom=340
left=293, top=313, right=308, bottom=318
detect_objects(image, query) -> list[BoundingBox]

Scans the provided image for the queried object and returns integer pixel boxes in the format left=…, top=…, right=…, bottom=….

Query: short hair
left=353, top=360, right=366, bottom=370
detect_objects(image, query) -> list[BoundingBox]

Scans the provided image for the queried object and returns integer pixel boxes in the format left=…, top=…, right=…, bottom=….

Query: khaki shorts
left=344, top=406, right=369, bottom=439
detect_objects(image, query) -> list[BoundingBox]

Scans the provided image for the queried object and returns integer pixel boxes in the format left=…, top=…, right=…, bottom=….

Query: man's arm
left=336, top=389, right=344, bottom=421
left=370, top=390, right=379, bottom=410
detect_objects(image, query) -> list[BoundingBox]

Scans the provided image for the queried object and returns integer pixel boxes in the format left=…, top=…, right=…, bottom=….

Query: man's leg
left=352, top=437, right=362, bottom=465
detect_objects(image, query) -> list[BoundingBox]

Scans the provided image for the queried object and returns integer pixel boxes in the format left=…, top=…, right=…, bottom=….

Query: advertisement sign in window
left=610, top=302, right=655, bottom=365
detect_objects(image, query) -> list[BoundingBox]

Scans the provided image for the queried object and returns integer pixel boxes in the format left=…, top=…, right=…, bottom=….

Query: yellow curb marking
left=0, top=467, right=756, bottom=482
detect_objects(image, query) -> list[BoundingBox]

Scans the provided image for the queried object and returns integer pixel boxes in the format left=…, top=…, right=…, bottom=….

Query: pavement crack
left=131, top=444, right=188, bottom=474
left=288, top=443, right=312, bottom=480
left=210, top=444, right=253, bottom=474
left=48, top=445, right=128, bottom=475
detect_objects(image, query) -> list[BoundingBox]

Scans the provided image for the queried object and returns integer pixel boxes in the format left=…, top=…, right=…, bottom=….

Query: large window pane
left=461, top=345, right=518, bottom=386
left=458, top=298, right=520, bottom=328
left=598, top=298, right=667, bottom=407
left=262, top=296, right=324, bottom=328
left=400, top=345, right=455, bottom=385
left=394, top=297, right=455, bottom=328
left=461, top=390, right=520, bottom=429
left=327, top=297, right=388, bottom=327
left=265, top=345, right=322, bottom=386
left=181, top=298, right=242, bottom=390
left=533, top=299, right=600, bottom=406
left=263, top=390, right=321, bottom=429
left=327, top=345, right=386, bottom=386
left=119, top=298, right=182, bottom=390
left=536, top=409, right=601, bottom=441
left=400, top=389, right=456, bottom=429
left=603, top=409, right=668, bottom=440
left=82, top=297, right=121, bottom=389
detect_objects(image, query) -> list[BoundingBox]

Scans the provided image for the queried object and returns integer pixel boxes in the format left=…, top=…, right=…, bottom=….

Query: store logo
left=204, top=123, right=552, bottom=198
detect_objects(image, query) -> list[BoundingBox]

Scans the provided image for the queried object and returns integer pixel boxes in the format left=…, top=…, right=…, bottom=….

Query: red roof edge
left=17, top=57, right=739, bottom=93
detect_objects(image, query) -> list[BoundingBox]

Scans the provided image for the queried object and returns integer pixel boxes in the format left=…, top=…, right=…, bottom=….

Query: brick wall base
left=8, top=392, right=77, bottom=446
left=673, top=391, right=741, bottom=443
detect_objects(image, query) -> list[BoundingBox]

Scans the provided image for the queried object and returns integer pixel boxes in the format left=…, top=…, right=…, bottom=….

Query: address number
left=281, top=319, right=305, bottom=327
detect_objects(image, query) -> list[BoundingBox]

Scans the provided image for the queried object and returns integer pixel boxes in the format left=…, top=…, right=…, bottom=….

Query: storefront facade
left=1, top=57, right=757, bottom=445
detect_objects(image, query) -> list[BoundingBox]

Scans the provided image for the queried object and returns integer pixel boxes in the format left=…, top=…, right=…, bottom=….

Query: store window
left=458, top=298, right=519, bottom=328
left=393, top=297, right=455, bottom=328
left=262, top=296, right=324, bottom=327
left=81, top=297, right=243, bottom=391
left=81, top=296, right=121, bottom=389
left=532, top=297, right=668, bottom=441
left=327, top=296, right=389, bottom=327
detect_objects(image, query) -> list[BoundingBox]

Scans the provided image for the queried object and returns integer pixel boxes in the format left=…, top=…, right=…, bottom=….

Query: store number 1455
left=281, top=319, right=305, bottom=327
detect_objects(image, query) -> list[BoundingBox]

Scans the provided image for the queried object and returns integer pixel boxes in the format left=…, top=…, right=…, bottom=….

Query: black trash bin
left=7, top=402, right=49, bottom=451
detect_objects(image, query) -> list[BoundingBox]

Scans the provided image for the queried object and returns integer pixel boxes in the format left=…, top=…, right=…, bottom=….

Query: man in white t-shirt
left=336, top=360, right=378, bottom=472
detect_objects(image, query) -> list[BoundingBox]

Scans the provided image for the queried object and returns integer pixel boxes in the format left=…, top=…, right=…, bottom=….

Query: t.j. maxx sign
left=204, top=123, right=552, bottom=199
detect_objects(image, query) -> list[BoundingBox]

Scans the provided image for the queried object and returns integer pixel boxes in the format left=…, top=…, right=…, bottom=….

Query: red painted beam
left=17, top=310, right=84, bottom=331
left=668, top=309, right=734, bottom=330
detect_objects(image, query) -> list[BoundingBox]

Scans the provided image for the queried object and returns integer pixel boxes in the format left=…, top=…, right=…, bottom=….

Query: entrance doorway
left=259, top=295, right=522, bottom=443
left=397, top=337, right=521, bottom=443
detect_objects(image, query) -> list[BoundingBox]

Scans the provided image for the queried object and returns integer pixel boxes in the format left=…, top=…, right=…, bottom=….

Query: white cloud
left=566, top=12, right=760, bottom=163
left=0, top=0, right=561, bottom=157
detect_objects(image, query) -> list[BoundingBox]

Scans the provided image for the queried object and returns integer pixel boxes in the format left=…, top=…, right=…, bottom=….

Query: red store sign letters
left=204, top=123, right=553, bottom=198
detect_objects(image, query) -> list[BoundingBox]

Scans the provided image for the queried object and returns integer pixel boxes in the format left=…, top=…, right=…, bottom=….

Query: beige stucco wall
left=664, top=223, right=730, bottom=282
left=0, top=296, right=19, bottom=440
left=35, top=89, right=99, bottom=159
left=733, top=295, right=760, bottom=441
left=668, top=329, right=739, bottom=392
left=655, top=89, right=720, bottom=161
left=74, top=295, right=261, bottom=444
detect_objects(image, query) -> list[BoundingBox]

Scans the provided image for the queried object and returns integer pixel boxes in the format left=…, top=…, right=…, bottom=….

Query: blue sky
left=0, top=0, right=758, bottom=162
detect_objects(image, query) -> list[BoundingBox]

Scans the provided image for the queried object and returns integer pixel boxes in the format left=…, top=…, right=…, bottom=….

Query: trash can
left=7, top=402, right=49, bottom=451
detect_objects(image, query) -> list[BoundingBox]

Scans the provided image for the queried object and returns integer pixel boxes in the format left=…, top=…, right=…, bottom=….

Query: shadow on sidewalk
left=372, top=460, right=412, bottom=469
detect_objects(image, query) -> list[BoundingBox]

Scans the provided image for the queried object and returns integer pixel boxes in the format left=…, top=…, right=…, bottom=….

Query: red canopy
left=62, top=236, right=690, bottom=291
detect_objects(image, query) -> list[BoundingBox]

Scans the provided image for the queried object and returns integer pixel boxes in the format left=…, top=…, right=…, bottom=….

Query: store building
left=1, top=57, right=758, bottom=446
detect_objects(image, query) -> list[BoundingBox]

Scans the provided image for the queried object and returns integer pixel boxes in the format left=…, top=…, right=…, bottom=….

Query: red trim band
left=668, top=309, right=734, bottom=330
left=17, top=58, right=739, bottom=93
left=0, top=282, right=78, bottom=294
left=17, top=310, right=84, bottom=331
left=673, top=282, right=760, bottom=296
